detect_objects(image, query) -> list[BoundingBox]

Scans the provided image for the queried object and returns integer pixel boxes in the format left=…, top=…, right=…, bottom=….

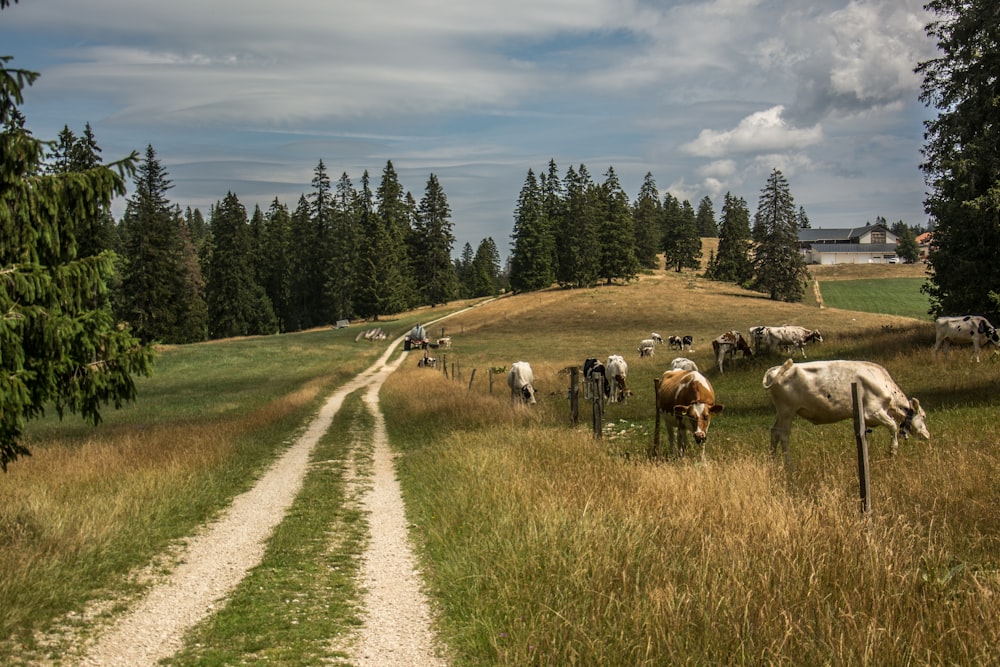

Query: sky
left=2, top=0, right=940, bottom=259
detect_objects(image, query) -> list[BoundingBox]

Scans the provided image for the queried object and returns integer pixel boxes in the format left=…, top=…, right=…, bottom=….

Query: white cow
left=651, top=333, right=664, bottom=345
left=638, top=339, right=656, bottom=358
left=933, top=315, right=1000, bottom=362
left=605, top=354, right=631, bottom=402
left=763, top=359, right=929, bottom=464
left=507, top=361, right=537, bottom=405
left=670, top=357, right=699, bottom=372
left=763, top=325, right=823, bottom=358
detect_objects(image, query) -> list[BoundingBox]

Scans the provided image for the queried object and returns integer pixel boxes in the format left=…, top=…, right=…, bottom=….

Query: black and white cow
left=933, top=316, right=1000, bottom=362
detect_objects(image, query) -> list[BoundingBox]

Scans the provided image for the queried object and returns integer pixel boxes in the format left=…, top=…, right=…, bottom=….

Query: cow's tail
left=762, top=358, right=795, bottom=389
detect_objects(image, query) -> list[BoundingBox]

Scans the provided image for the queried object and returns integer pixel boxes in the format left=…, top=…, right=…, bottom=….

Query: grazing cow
left=711, top=330, right=753, bottom=374
left=652, top=370, right=724, bottom=460
left=670, top=357, right=699, bottom=372
left=763, top=359, right=929, bottom=464
left=583, top=357, right=610, bottom=400
left=749, top=326, right=770, bottom=354
left=507, top=361, right=537, bottom=405
left=763, top=325, right=823, bottom=358
left=605, top=354, right=631, bottom=402
left=638, top=339, right=656, bottom=358
left=651, top=333, right=664, bottom=345
left=933, top=315, right=1000, bottom=362
left=682, top=335, right=693, bottom=349
left=668, top=335, right=684, bottom=350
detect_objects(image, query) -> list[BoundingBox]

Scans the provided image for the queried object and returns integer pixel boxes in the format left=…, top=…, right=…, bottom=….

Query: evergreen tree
left=541, top=159, right=565, bottom=277
left=261, top=198, right=293, bottom=331
left=286, top=195, right=316, bottom=330
left=353, top=170, right=408, bottom=320
left=632, top=172, right=663, bottom=269
left=662, top=195, right=701, bottom=272
left=326, top=173, right=359, bottom=322
left=556, top=164, right=601, bottom=287
left=471, top=237, right=503, bottom=296
left=596, top=166, right=639, bottom=284
left=707, top=192, right=754, bottom=285
left=412, top=174, right=457, bottom=305
left=119, top=145, right=194, bottom=343
left=204, top=192, right=276, bottom=338
left=917, top=0, right=1000, bottom=319
left=509, top=168, right=555, bottom=292
left=797, top=206, right=811, bottom=229
left=1, top=56, right=153, bottom=469
left=168, top=206, right=208, bottom=343
left=373, top=160, right=414, bottom=312
left=695, top=196, right=718, bottom=237
left=750, top=169, right=809, bottom=302
left=455, top=242, right=476, bottom=298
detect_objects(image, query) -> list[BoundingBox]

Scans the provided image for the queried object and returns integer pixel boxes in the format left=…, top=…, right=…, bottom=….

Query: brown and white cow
left=762, top=358, right=929, bottom=464
left=763, top=325, right=823, bottom=358
left=507, top=361, right=537, bottom=405
left=605, top=354, right=631, bottom=402
left=933, top=315, right=1000, bottom=362
left=711, top=330, right=753, bottom=374
left=652, top=370, right=724, bottom=460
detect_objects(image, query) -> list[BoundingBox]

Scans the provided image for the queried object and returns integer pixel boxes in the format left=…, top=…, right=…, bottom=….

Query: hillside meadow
left=2, top=261, right=998, bottom=665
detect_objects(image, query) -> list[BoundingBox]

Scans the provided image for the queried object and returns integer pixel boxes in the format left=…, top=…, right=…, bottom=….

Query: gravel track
left=71, top=337, right=447, bottom=666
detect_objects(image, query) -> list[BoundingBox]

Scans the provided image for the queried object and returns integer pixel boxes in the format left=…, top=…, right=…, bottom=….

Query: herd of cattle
left=499, top=315, right=998, bottom=462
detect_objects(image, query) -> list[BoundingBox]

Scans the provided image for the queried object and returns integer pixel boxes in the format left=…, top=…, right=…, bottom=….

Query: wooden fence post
left=468, top=368, right=476, bottom=390
left=569, top=367, right=580, bottom=426
left=852, top=382, right=872, bottom=514
left=591, top=372, right=604, bottom=439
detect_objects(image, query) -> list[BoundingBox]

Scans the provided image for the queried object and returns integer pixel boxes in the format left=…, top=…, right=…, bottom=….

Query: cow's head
left=806, top=330, right=823, bottom=344
left=521, top=384, right=537, bottom=405
left=900, top=398, right=929, bottom=441
left=737, top=334, right=753, bottom=356
left=673, top=402, right=724, bottom=443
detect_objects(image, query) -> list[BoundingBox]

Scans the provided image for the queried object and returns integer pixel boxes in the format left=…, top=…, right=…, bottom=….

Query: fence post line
left=468, top=368, right=477, bottom=390
left=852, top=382, right=872, bottom=515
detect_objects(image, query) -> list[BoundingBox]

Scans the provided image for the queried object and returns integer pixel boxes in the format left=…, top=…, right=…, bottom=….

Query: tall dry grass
left=384, top=268, right=1000, bottom=665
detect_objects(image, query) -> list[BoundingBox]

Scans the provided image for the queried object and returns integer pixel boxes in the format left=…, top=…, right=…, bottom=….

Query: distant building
left=915, top=231, right=933, bottom=262
left=797, top=223, right=899, bottom=264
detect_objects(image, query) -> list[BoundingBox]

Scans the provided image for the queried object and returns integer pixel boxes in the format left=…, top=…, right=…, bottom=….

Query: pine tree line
left=48, top=143, right=508, bottom=344
left=508, top=160, right=814, bottom=302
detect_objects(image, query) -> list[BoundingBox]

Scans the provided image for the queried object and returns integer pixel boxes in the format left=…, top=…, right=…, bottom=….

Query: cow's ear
left=910, top=398, right=921, bottom=412
left=710, top=404, right=724, bottom=414
left=673, top=405, right=688, bottom=417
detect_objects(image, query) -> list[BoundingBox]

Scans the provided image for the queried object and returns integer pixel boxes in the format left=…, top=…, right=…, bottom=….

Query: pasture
left=2, top=264, right=999, bottom=665
left=383, top=267, right=1000, bottom=665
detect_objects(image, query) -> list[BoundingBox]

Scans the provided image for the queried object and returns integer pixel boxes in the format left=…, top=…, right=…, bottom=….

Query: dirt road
left=73, top=338, right=446, bottom=666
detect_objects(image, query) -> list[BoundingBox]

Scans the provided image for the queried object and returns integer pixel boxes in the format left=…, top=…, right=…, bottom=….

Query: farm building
left=798, top=223, right=899, bottom=265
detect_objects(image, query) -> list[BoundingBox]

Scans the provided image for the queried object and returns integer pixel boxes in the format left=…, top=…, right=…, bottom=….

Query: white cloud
left=681, top=106, right=823, bottom=158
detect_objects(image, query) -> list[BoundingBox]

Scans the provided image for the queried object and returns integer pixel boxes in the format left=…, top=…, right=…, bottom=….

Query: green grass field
left=817, top=277, right=932, bottom=320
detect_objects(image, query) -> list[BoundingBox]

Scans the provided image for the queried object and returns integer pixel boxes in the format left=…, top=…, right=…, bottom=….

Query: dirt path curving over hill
left=71, top=336, right=447, bottom=666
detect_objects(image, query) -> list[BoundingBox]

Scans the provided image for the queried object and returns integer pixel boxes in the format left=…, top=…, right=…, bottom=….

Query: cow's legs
left=972, top=340, right=981, bottom=362
left=770, top=417, right=792, bottom=465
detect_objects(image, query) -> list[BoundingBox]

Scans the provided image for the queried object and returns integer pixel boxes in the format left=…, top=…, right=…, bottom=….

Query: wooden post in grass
left=489, top=370, right=494, bottom=395
left=569, top=366, right=580, bottom=426
left=468, top=368, right=476, bottom=390
left=591, top=372, right=604, bottom=438
left=852, top=382, right=872, bottom=514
